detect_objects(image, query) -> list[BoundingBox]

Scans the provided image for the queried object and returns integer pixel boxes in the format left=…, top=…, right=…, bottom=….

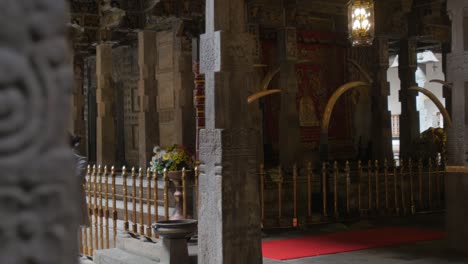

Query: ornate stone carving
left=200, top=32, right=221, bottom=73
left=0, top=0, right=78, bottom=263
left=447, top=52, right=468, bottom=80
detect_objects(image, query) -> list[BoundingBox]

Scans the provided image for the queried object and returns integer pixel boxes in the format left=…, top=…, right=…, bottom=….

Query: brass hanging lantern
left=348, top=0, right=375, bottom=46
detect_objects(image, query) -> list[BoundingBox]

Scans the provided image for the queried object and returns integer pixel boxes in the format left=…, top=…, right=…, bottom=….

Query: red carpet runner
left=262, top=227, right=445, bottom=260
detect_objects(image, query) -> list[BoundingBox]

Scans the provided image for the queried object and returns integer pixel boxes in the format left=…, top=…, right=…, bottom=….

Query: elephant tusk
left=248, top=89, right=282, bottom=104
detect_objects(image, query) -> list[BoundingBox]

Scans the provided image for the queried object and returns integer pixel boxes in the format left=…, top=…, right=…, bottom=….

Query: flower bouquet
left=150, top=144, right=194, bottom=220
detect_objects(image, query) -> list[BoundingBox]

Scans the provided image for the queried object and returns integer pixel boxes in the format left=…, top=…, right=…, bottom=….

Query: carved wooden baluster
left=260, top=164, right=265, bottom=228
left=164, top=169, right=169, bottom=220
left=375, top=160, right=379, bottom=211
left=358, top=160, right=362, bottom=213
left=322, top=162, right=328, bottom=218
left=393, top=160, right=399, bottom=215
left=384, top=159, right=389, bottom=212
left=88, top=165, right=95, bottom=255
left=183, top=168, right=187, bottom=219
left=94, top=165, right=100, bottom=249
left=104, top=166, right=110, bottom=249
left=111, top=166, right=117, bottom=246
left=345, top=161, right=350, bottom=215
left=146, top=168, right=152, bottom=237
left=131, top=167, right=138, bottom=233
left=333, top=161, right=339, bottom=219
left=139, top=168, right=145, bottom=235
left=368, top=160, right=372, bottom=211
left=153, top=170, right=159, bottom=238
left=99, top=166, right=104, bottom=249
left=122, top=166, right=129, bottom=232
left=83, top=165, right=91, bottom=256
left=277, top=166, right=283, bottom=226
left=293, top=163, right=298, bottom=227
left=409, top=159, right=415, bottom=214
left=195, top=164, right=199, bottom=218
left=307, top=162, right=312, bottom=223
left=400, top=160, right=407, bottom=215
left=428, top=158, right=433, bottom=210
left=418, top=159, right=423, bottom=210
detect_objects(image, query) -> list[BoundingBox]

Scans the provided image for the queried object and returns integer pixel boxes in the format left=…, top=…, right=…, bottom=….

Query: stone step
left=94, top=248, right=159, bottom=264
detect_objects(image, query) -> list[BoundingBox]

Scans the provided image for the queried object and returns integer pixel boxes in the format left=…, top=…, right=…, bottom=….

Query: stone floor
left=81, top=213, right=468, bottom=264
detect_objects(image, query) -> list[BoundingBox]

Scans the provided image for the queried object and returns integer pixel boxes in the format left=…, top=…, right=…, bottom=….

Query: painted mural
left=262, top=30, right=350, bottom=158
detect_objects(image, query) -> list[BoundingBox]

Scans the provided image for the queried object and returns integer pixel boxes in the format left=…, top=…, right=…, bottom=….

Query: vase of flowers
left=150, top=144, right=194, bottom=220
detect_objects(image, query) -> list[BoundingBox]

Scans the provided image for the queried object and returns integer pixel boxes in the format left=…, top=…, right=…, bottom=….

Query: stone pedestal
left=446, top=0, right=468, bottom=254
left=198, top=0, right=263, bottom=263
left=138, top=31, right=159, bottom=167
left=398, top=38, right=420, bottom=159
left=96, top=43, right=116, bottom=165
left=278, top=27, right=300, bottom=166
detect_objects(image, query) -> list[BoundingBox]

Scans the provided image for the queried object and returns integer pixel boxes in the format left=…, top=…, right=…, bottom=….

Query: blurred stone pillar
left=138, top=30, right=159, bottom=167
left=398, top=38, right=420, bottom=159
left=371, top=37, right=393, bottom=161
left=198, top=0, right=262, bottom=262
left=96, top=43, right=116, bottom=165
left=0, top=0, right=79, bottom=262
left=446, top=0, right=468, bottom=253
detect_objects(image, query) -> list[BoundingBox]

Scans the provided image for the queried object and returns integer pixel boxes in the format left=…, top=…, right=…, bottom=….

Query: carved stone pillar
left=198, top=0, right=262, bottom=262
left=72, top=55, right=87, bottom=155
left=398, top=38, right=420, bottom=159
left=0, top=0, right=79, bottom=262
left=278, top=27, right=300, bottom=166
left=96, top=43, right=116, bottom=165
left=192, top=38, right=205, bottom=161
left=138, top=31, right=160, bottom=167
left=446, top=0, right=468, bottom=253
left=371, top=37, right=393, bottom=161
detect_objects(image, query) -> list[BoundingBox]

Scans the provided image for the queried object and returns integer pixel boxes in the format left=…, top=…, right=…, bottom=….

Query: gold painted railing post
left=400, top=160, right=407, bottom=215
left=368, top=160, right=372, bottom=210
left=88, top=165, right=95, bottom=255
left=428, top=159, right=433, bottom=210
left=146, top=168, right=152, bottom=237
left=418, top=159, right=423, bottom=210
left=195, top=165, right=199, bottom=218
left=358, top=160, right=362, bottom=212
left=375, top=160, right=379, bottom=211
left=98, top=166, right=104, bottom=250
left=293, top=164, right=298, bottom=227
left=111, top=166, right=117, bottom=247
left=278, top=166, right=283, bottom=226
left=139, top=168, right=145, bottom=235
left=94, top=165, right=99, bottom=250
left=307, top=162, right=312, bottom=222
left=122, top=166, right=129, bottom=232
left=164, top=169, right=169, bottom=220
left=83, top=165, right=90, bottom=256
left=79, top=226, right=83, bottom=255
left=153, top=170, right=159, bottom=225
left=345, top=161, right=350, bottom=215
left=131, top=167, right=138, bottom=233
left=260, top=164, right=265, bottom=228
left=104, top=166, right=110, bottom=249
left=333, top=161, right=339, bottom=219
left=436, top=161, right=441, bottom=208
left=409, top=159, right=415, bottom=214
left=182, top=168, right=187, bottom=219
left=322, top=162, right=328, bottom=218
left=384, top=159, right=389, bottom=212
left=393, top=160, right=399, bottom=215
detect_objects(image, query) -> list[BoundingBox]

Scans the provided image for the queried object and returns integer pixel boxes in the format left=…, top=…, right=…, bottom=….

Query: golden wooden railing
left=79, top=166, right=199, bottom=258
left=259, top=158, right=446, bottom=229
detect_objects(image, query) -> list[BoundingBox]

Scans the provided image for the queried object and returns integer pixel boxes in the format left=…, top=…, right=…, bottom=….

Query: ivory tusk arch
left=247, top=89, right=282, bottom=104
left=409, top=86, right=452, bottom=128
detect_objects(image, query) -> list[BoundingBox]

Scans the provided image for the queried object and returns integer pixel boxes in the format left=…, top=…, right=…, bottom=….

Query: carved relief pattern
left=447, top=52, right=468, bottom=80
left=200, top=33, right=220, bottom=73
left=0, top=0, right=78, bottom=263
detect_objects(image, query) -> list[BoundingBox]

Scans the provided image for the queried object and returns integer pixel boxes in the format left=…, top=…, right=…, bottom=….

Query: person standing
left=70, top=134, right=90, bottom=227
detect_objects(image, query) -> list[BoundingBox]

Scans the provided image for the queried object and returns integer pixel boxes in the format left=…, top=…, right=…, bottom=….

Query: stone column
left=371, top=37, right=393, bottom=161
left=398, top=38, right=420, bottom=159
left=72, top=55, right=87, bottom=155
left=192, top=38, right=205, bottom=160
left=96, top=43, right=116, bottom=165
left=198, top=0, right=262, bottom=263
left=278, top=27, right=300, bottom=166
left=446, top=0, right=468, bottom=253
left=0, top=0, right=79, bottom=262
left=138, top=31, right=159, bottom=167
